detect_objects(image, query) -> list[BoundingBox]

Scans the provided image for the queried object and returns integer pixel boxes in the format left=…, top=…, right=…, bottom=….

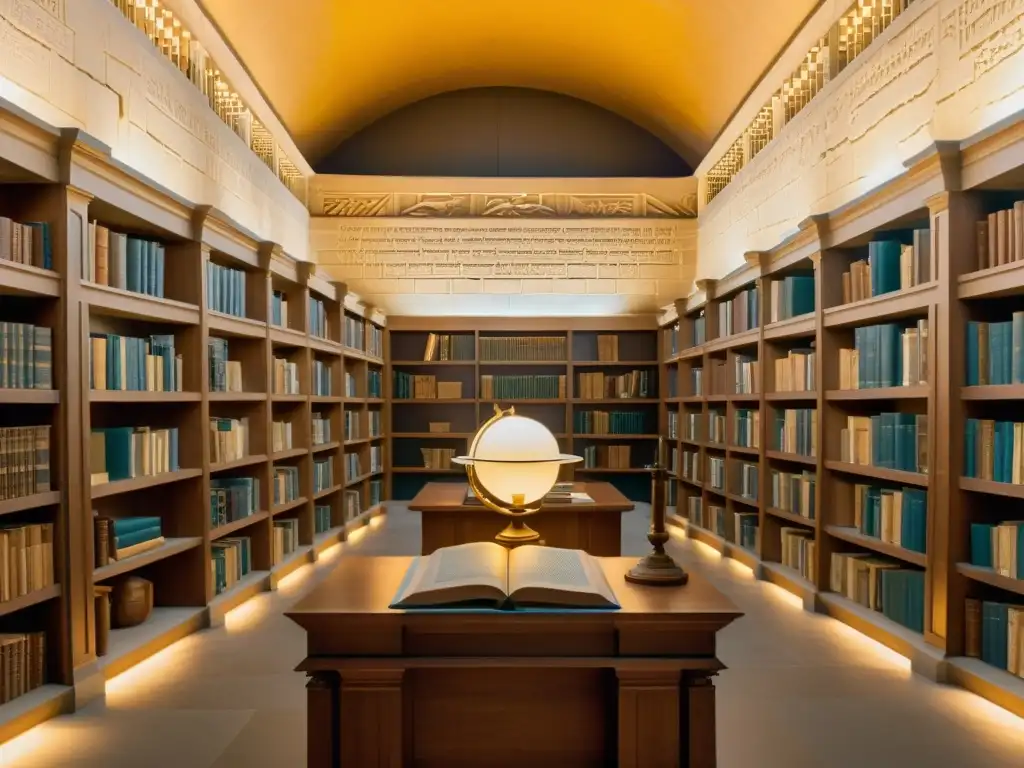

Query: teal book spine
left=967, top=321, right=980, bottom=386
left=102, top=427, right=134, bottom=481
left=111, top=516, right=162, bottom=535
left=114, top=525, right=162, bottom=549
left=126, top=238, right=142, bottom=293
left=1014, top=312, right=1024, bottom=384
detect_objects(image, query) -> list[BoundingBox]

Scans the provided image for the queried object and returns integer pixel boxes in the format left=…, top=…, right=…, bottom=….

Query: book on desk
left=390, top=541, right=619, bottom=610
left=463, top=482, right=595, bottom=506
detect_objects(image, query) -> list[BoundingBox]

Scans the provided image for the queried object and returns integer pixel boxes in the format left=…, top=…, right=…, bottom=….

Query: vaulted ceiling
left=199, top=0, right=819, bottom=168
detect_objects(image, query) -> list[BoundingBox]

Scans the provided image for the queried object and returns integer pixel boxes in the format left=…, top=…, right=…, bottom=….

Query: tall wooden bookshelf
left=664, top=118, right=1024, bottom=718
left=387, top=317, right=660, bottom=502
left=0, top=106, right=388, bottom=742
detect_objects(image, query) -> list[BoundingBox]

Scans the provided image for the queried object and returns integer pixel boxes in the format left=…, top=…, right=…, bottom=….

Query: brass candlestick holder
left=625, top=437, right=688, bottom=586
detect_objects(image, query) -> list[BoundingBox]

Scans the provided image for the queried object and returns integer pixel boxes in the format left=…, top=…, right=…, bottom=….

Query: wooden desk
left=409, top=481, right=633, bottom=556
left=287, top=556, right=741, bottom=768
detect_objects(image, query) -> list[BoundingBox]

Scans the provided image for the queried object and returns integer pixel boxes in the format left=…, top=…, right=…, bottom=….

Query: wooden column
left=617, top=668, right=681, bottom=768
left=306, top=672, right=338, bottom=768
left=683, top=671, right=718, bottom=768
left=338, top=669, right=405, bottom=767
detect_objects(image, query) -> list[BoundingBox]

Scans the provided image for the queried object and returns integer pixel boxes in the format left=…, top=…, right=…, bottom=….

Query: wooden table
left=287, top=555, right=741, bottom=768
left=408, top=481, right=633, bottom=556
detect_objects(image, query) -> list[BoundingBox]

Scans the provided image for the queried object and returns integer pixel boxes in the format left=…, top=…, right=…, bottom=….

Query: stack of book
left=839, top=414, right=928, bottom=473
left=733, top=461, right=758, bottom=499
left=368, top=369, right=382, bottom=397
left=970, top=521, right=1024, bottom=578
left=966, top=314, right=1024, bottom=385
left=206, top=262, right=246, bottom=318
left=733, top=409, right=760, bottom=449
left=974, top=203, right=1024, bottom=270
left=420, top=448, right=454, bottom=470
left=312, top=413, right=331, bottom=445
left=272, top=357, right=299, bottom=394
left=271, top=420, right=293, bottom=452
left=208, top=338, right=242, bottom=392
left=574, top=411, right=647, bottom=435
left=482, top=374, right=565, bottom=400
left=271, top=290, right=289, bottom=327
left=272, top=519, right=299, bottom=563
left=211, top=536, right=252, bottom=595
left=769, top=274, right=815, bottom=322
left=718, top=286, right=759, bottom=336
left=575, top=370, right=651, bottom=399
left=733, top=355, right=758, bottom=394
left=830, top=553, right=925, bottom=632
left=582, top=444, right=630, bottom=469
left=313, top=456, right=334, bottom=492
left=479, top=336, right=565, bottom=361
left=708, top=411, right=725, bottom=444
left=0, top=217, right=51, bottom=268
left=312, top=360, right=332, bottom=396
left=770, top=470, right=815, bottom=518
left=962, top=419, right=1024, bottom=484
left=210, top=477, right=260, bottom=528
left=421, top=333, right=475, bottom=361
left=0, top=426, right=50, bottom=499
left=0, top=632, right=46, bottom=705
left=308, top=297, right=330, bottom=339
left=774, top=348, right=815, bottom=392
left=0, top=323, right=51, bottom=389
left=85, top=225, right=166, bottom=298
left=840, top=232, right=930, bottom=303
left=853, top=485, right=927, bottom=553
left=346, top=452, right=363, bottom=478
left=0, top=522, right=54, bottom=598
left=966, top=599, right=1024, bottom=676
left=344, top=316, right=366, bottom=350
left=781, top=527, right=815, bottom=580
left=90, top=426, right=179, bottom=483
left=89, top=334, right=182, bottom=392
left=773, top=409, right=817, bottom=456
left=315, top=505, right=332, bottom=534
left=839, top=320, right=928, bottom=389
left=94, top=516, right=163, bottom=565
left=209, top=417, right=249, bottom=464
left=273, top=466, right=300, bottom=505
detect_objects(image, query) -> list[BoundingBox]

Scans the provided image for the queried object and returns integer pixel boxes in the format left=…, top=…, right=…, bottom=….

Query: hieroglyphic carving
left=941, top=0, right=1024, bottom=79
left=319, top=192, right=697, bottom=218
left=0, top=13, right=50, bottom=98
left=1, top=0, right=73, bottom=59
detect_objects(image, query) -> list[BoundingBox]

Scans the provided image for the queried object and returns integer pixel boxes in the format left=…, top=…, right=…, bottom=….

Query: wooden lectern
left=287, top=556, right=742, bottom=767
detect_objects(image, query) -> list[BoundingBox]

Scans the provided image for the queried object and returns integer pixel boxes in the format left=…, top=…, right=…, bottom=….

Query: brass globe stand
left=625, top=438, right=688, bottom=586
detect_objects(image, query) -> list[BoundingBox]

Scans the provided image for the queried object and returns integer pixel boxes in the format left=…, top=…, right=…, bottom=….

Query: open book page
left=507, top=546, right=619, bottom=609
left=390, top=541, right=509, bottom=608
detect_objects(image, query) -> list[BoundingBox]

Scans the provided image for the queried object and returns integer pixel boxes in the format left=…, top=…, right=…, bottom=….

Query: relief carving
left=399, top=194, right=470, bottom=217
left=481, top=194, right=557, bottom=217
left=322, top=195, right=390, bottom=217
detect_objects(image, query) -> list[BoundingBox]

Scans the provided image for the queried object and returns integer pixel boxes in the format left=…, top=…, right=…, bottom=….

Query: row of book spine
left=839, top=414, right=928, bottom=474
left=839, top=320, right=928, bottom=389
left=369, top=446, right=383, bottom=473
left=346, top=452, right=363, bottom=477
left=768, top=274, right=815, bottom=322
left=771, top=469, right=815, bottom=518
left=345, top=317, right=366, bottom=351
left=421, top=333, right=474, bottom=361
left=774, top=349, right=815, bottom=392
left=962, top=419, right=1024, bottom=484
left=273, top=519, right=299, bottom=564
left=420, top=448, right=453, bottom=470
left=0, top=426, right=50, bottom=501
left=773, top=409, right=817, bottom=457
left=582, top=445, right=631, bottom=469
left=0, top=217, right=51, bottom=269
left=312, top=359, right=332, bottom=396
left=271, top=420, right=293, bottom=453
left=574, top=411, right=648, bottom=435
left=89, top=333, right=181, bottom=392
left=344, top=490, right=362, bottom=522
left=0, top=523, right=53, bottom=602
left=210, top=478, right=260, bottom=528
left=0, top=323, right=51, bottom=390
left=313, top=456, right=334, bottom=492
left=315, top=505, right=332, bottom=534
left=733, top=409, right=759, bottom=449
left=94, top=516, right=163, bottom=566
left=212, top=536, right=252, bottom=595
left=210, top=418, right=249, bottom=465
left=830, top=552, right=924, bottom=633
left=853, top=485, right=927, bottom=553
left=690, top=314, right=706, bottom=348
left=368, top=370, right=382, bottom=398
left=841, top=233, right=930, bottom=304
left=309, top=297, right=330, bottom=340
left=707, top=411, right=725, bottom=444
left=975, top=202, right=1024, bottom=271
left=272, top=466, right=300, bottom=504
left=966, top=599, right=1024, bottom=679
left=576, top=370, right=652, bottom=399
left=207, top=262, right=246, bottom=318
left=369, top=411, right=382, bottom=437
left=271, top=291, right=289, bottom=328
left=718, top=287, right=759, bottom=336
left=368, top=326, right=384, bottom=358
left=682, top=450, right=700, bottom=482
left=0, top=632, right=46, bottom=706
left=312, top=413, right=331, bottom=445
left=481, top=375, right=565, bottom=400
left=90, top=427, right=179, bottom=483
left=735, top=513, right=758, bottom=550
left=344, top=411, right=359, bottom=441
left=273, top=357, right=299, bottom=394
left=966, top=315, right=1024, bottom=385
left=344, top=372, right=358, bottom=397
left=734, top=461, right=758, bottom=499
left=733, top=356, right=758, bottom=394
left=86, top=224, right=166, bottom=298
left=392, top=373, right=462, bottom=400
left=970, top=522, right=1024, bottom=579
left=478, top=336, right=566, bottom=361
left=208, top=338, right=242, bottom=393
left=781, top=527, right=816, bottom=580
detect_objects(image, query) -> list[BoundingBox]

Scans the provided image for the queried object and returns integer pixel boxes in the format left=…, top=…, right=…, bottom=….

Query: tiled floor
left=3, top=504, right=1024, bottom=766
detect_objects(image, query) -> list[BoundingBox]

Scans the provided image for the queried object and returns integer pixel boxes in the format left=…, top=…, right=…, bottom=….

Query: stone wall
left=0, top=0, right=309, bottom=256
left=696, top=0, right=1024, bottom=280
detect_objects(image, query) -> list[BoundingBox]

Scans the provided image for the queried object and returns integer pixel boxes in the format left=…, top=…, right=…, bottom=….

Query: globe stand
left=626, top=440, right=688, bottom=587
left=495, top=512, right=541, bottom=547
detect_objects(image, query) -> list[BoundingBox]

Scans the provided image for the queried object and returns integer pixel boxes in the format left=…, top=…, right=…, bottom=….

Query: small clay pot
left=111, top=576, right=154, bottom=629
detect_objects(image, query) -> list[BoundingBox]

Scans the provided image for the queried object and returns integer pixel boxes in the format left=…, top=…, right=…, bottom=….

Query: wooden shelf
left=958, top=260, right=1024, bottom=300
left=760, top=561, right=815, bottom=603
left=825, top=386, right=928, bottom=401
left=310, top=395, right=342, bottom=404
left=211, top=454, right=268, bottom=473
left=946, top=657, right=1024, bottom=720
left=725, top=492, right=759, bottom=508
left=271, top=447, right=307, bottom=461
left=765, top=391, right=817, bottom=402
left=956, top=562, right=1024, bottom=596
left=705, top=327, right=759, bottom=353
left=393, top=432, right=474, bottom=439
left=574, top=434, right=659, bottom=440
left=0, top=583, right=61, bottom=619
left=90, top=390, right=201, bottom=403
left=314, top=483, right=342, bottom=500
left=392, top=360, right=476, bottom=366
left=765, top=450, right=816, bottom=466
left=0, top=684, right=73, bottom=746
left=824, top=461, right=928, bottom=487
left=211, top=511, right=270, bottom=540
left=574, top=398, right=659, bottom=405
left=763, top=313, right=815, bottom=341
left=826, top=525, right=927, bottom=567
left=0, top=260, right=60, bottom=298
left=209, top=391, right=265, bottom=402
left=816, top=592, right=930, bottom=661
left=269, top=326, right=307, bottom=346
left=0, top=389, right=59, bottom=404
left=822, top=282, right=935, bottom=328
left=345, top=472, right=372, bottom=486
left=100, top=606, right=207, bottom=680
left=0, top=490, right=61, bottom=516
left=393, top=398, right=476, bottom=405
left=313, top=441, right=342, bottom=453
left=271, top=497, right=308, bottom=516
left=271, top=394, right=307, bottom=403
left=961, top=384, right=1024, bottom=400
left=91, top=468, right=203, bottom=499
left=207, top=311, right=267, bottom=339
left=83, top=282, right=201, bottom=325
left=573, top=360, right=659, bottom=367
left=575, top=467, right=650, bottom=474
left=959, top=476, right=1024, bottom=498
left=765, top=507, right=816, bottom=527
left=208, top=569, right=271, bottom=624
left=478, top=360, right=568, bottom=366
left=728, top=444, right=759, bottom=457
left=94, top=537, right=203, bottom=581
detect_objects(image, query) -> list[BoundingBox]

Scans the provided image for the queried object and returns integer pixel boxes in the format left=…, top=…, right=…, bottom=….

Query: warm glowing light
left=943, top=685, right=1024, bottom=735
left=369, top=513, right=385, bottom=528
left=224, top=593, right=273, bottom=632
left=276, top=562, right=314, bottom=593
left=105, top=635, right=200, bottom=700
left=760, top=580, right=804, bottom=609
left=822, top=618, right=912, bottom=674
left=724, top=557, right=755, bottom=579
left=318, top=541, right=343, bottom=560
left=347, top=525, right=369, bottom=544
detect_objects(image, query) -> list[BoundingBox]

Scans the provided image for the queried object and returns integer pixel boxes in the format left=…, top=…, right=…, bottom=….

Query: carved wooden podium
left=287, top=556, right=741, bottom=767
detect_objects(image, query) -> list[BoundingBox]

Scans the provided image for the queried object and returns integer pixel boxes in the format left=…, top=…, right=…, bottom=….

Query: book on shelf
left=0, top=522, right=54, bottom=600
left=90, top=426, right=179, bottom=482
left=781, top=527, right=815, bottom=581
left=689, top=313, right=706, bottom=347
left=346, top=451, right=363, bottom=478
left=667, top=411, right=679, bottom=440
left=851, top=485, right=927, bottom=553
left=210, top=478, right=260, bottom=528
left=708, top=410, right=725, bottom=443
left=576, top=370, right=651, bottom=399
left=965, top=598, right=1024, bottom=678
left=482, top=374, right=565, bottom=400
left=207, top=261, right=246, bottom=318
left=970, top=522, right=1024, bottom=579
left=769, top=274, right=815, bottom=323
left=668, top=323, right=680, bottom=358
left=312, top=412, right=331, bottom=445
left=212, top=536, right=252, bottom=595
left=479, top=336, right=566, bottom=361
left=975, top=202, right=1024, bottom=271
left=421, top=448, right=454, bottom=470
left=733, top=460, right=758, bottom=499
left=0, top=217, right=51, bottom=269
left=272, top=518, right=299, bottom=563
left=839, top=413, right=928, bottom=473
left=830, top=552, right=924, bottom=632
left=771, top=470, right=816, bottom=519
left=345, top=316, right=366, bottom=350
left=315, top=505, right=332, bottom=534
left=422, top=333, right=474, bottom=361
left=368, top=369, right=382, bottom=397
left=393, top=372, right=463, bottom=400
left=682, top=412, right=701, bottom=441
left=733, top=409, right=760, bottom=449
left=210, top=417, right=249, bottom=464
left=389, top=542, right=619, bottom=610
left=271, top=420, right=293, bottom=452
left=682, top=450, right=700, bottom=482
left=718, top=287, right=759, bottom=336
left=308, top=297, right=330, bottom=340
left=574, top=411, right=647, bottom=435
left=0, top=631, right=46, bottom=706
left=0, top=425, right=50, bottom=500
left=582, top=444, right=631, bottom=469
left=733, top=355, right=758, bottom=394
left=369, top=445, right=383, bottom=473
left=344, top=371, right=358, bottom=398
left=313, top=456, right=334, bottom=492
left=0, top=323, right=51, bottom=390
left=272, top=357, right=299, bottom=394
left=840, top=233, right=930, bottom=304
left=93, top=515, right=163, bottom=566
left=272, top=465, right=300, bottom=505
left=772, top=408, right=817, bottom=457
left=839, top=320, right=928, bottom=389
left=208, top=338, right=242, bottom=393
left=343, top=410, right=359, bottom=441
left=368, top=410, right=382, bottom=438
left=369, top=478, right=383, bottom=507
left=774, top=348, right=815, bottom=392
left=312, top=359, right=332, bottom=396
left=707, top=456, right=725, bottom=490
left=963, top=419, right=1024, bottom=484
left=368, top=325, right=384, bottom=358
left=689, top=366, right=703, bottom=396
left=734, top=512, right=758, bottom=550
left=86, top=224, right=166, bottom=298
left=89, top=333, right=182, bottom=392
left=344, top=489, right=361, bottom=521
left=596, top=334, right=620, bottom=362
left=966, top=314, right=1024, bottom=385
left=271, top=291, right=289, bottom=328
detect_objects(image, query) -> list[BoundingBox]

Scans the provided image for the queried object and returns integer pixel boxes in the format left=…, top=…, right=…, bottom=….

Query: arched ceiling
left=199, top=0, right=820, bottom=168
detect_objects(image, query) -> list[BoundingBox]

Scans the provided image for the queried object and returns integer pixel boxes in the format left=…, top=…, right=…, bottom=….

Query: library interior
left=0, top=0, right=1023, bottom=766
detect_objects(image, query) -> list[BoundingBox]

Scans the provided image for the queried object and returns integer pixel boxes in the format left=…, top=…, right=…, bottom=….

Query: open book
left=390, top=542, right=619, bottom=610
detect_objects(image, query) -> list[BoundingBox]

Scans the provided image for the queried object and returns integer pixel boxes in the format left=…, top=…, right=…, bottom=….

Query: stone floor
left=3, top=504, right=1024, bottom=766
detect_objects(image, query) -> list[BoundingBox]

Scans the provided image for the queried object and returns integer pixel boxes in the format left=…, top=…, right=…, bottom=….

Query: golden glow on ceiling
left=199, top=0, right=819, bottom=166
